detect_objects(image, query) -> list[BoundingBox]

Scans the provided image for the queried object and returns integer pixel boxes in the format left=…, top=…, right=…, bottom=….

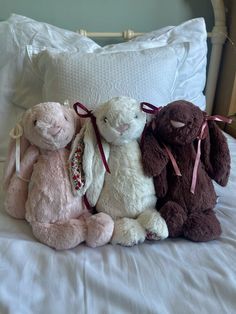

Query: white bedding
left=0, top=133, right=236, bottom=314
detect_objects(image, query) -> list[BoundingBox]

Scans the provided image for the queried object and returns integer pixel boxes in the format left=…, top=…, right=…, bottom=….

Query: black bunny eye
left=104, top=117, right=108, bottom=123
left=64, top=115, right=68, bottom=121
left=135, top=114, right=138, bottom=119
left=33, top=120, right=37, bottom=126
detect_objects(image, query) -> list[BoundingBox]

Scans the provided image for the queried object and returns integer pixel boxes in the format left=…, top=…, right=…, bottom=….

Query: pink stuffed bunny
left=3, top=102, right=114, bottom=249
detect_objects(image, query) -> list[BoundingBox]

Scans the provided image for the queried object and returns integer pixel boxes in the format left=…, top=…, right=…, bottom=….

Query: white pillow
left=0, top=14, right=98, bottom=160
left=38, top=44, right=181, bottom=109
left=27, top=18, right=207, bottom=111
left=131, top=18, right=207, bottom=108
left=0, top=15, right=207, bottom=160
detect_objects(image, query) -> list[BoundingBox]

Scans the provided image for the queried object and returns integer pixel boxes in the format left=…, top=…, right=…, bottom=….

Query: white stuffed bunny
left=71, top=96, right=168, bottom=246
left=3, top=102, right=114, bottom=250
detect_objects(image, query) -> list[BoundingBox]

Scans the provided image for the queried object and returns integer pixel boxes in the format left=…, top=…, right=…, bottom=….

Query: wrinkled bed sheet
left=0, top=133, right=235, bottom=314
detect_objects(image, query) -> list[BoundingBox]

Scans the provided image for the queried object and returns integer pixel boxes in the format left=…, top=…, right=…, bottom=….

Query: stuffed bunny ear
left=69, top=121, right=94, bottom=196
left=69, top=118, right=110, bottom=206
left=201, top=120, right=231, bottom=186
left=3, top=123, right=30, bottom=190
left=69, top=107, right=82, bottom=134
left=141, top=123, right=169, bottom=177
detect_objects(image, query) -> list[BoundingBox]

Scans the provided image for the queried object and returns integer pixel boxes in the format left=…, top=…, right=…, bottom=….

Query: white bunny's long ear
left=69, top=119, right=110, bottom=206
left=3, top=123, right=31, bottom=190
left=69, top=121, right=94, bottom=196
left=85, top=124, right=110, bottom=207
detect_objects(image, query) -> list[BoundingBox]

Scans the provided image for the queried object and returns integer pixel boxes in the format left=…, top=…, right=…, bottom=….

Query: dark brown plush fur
left=141, top=100, right=231, bottom=242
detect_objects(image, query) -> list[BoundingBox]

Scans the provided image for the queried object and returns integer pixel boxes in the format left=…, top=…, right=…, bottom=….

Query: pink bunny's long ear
left=3, top=123, right=30, bottom=190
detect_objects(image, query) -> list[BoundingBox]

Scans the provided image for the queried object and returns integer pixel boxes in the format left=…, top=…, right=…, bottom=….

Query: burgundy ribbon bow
left=140, top=102, right=162, bottom=114
left=190, top=114, right=232, bottom=194
left=73, top=102, right=111, bottom=173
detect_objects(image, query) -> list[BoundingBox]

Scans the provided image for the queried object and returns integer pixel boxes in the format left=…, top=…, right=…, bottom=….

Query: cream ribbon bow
left=9, top=123, right=24, bottom=175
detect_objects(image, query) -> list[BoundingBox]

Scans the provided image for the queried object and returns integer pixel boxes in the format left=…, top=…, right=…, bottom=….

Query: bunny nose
left=170, top=120, right=186, bottom=128
left=48, top=125, right=62, bottom=136
left=116, top=123, right=130, bottom=133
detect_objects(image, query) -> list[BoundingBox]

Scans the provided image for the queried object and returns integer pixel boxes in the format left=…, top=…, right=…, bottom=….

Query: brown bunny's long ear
left=141, top=124, right=169, bottom=177
left=201, top=120, right=230, bottom=186
left=3, top=124, right=31, bottom=190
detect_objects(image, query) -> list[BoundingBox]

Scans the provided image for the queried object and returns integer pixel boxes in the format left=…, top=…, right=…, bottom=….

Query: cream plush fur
left=71, top=97, right=168, bottom=246
left=3, top=102, right=114, bottom=250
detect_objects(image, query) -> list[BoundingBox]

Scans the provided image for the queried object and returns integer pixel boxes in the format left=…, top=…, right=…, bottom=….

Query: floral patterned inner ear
left=70, top=138, right=85, bottom=191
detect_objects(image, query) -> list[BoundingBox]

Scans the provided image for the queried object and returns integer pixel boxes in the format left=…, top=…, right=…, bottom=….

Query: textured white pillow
left=29, top=17, right=207, bottom=111
left=94, top=18, right=207, bottom=109
left=38, top=45, right=181, bottom=109
left=131, top=18, right=207, bottom=108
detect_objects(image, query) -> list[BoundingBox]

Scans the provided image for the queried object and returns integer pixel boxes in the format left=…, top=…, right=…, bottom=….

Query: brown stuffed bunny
left=141, top=100, right=231, bottom=242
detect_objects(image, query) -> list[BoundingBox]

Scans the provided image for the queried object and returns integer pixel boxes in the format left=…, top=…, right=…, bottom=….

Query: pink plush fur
left=3, top=102, right=114, bottom=249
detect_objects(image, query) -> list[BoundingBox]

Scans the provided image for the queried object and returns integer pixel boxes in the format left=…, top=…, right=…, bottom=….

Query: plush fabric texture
left=141, top=100, right=231, bottom=242
left=70, top=96, right=168, bottom=246
left=3, top=102, right=114, bottom=249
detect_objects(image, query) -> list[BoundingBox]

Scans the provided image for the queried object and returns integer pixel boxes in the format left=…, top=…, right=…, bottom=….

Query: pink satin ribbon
left=163, top=144, right=182, bottom=177
left=73, top=102, right=111, bottom=173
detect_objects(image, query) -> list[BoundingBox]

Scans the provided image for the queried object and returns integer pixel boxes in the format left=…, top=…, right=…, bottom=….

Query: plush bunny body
left=25, top=149, right=83, bottom=223
left=72, top=96, right=168, bottom=246
left=97, top=142, right=157, bottom=219
left=141, top=100, right=231, bottom=242
left=3, top=102, right=113, bottom=249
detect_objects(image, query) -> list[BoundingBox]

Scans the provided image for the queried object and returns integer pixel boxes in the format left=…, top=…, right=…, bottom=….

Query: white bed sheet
left=0, top=133, right=236, bottom=314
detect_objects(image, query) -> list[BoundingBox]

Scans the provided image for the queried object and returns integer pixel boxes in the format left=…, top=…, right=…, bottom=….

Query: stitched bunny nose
left=48, top=125, right=62, bottom=136
left=170, top=120, right=186, bottom=128
left=116, top=123, right=130, bottom=133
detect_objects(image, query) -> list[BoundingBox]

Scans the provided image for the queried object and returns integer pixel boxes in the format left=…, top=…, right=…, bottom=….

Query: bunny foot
left=86, top=212, right=114, bottom=248
left=31, top=219, right=87, bottom=250
left=183, top=210, right=222, bottom=242
left=137, top=209, right=169, bottom=240
left=111, top=218, right=146, bottom=246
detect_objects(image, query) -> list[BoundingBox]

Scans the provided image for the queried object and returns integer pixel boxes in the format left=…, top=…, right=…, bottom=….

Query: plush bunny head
left=154, top=100, right=204, bottom=146
left=94, top=96, right=146, bottom=145
left=22, top=102, right=78, bottom=150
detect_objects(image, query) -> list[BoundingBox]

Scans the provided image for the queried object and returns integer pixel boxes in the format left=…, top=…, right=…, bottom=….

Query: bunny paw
left=111, top=218, right=146, bottom=246
left=137, top=209, right=169, bottom=240
left=86, top=212, right=114, bottom=248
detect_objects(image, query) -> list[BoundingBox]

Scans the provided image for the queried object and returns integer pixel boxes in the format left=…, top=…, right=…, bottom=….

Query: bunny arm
left=86, top=140, right=110, bottom=207
left=200, top=121, right=230, bottom=186
left=4, top=145, right=39, bottom=219
left=141, top=126, right=169, bottom=177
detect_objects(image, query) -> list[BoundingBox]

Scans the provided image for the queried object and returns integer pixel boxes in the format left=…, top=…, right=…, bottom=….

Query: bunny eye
left=33, top=120, right=37, bottom=126
left=135, top=114, right=138, bottom=119
left=103, top=117, right=108, bottom=123
left=64, top=115, right=68, bottom=121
